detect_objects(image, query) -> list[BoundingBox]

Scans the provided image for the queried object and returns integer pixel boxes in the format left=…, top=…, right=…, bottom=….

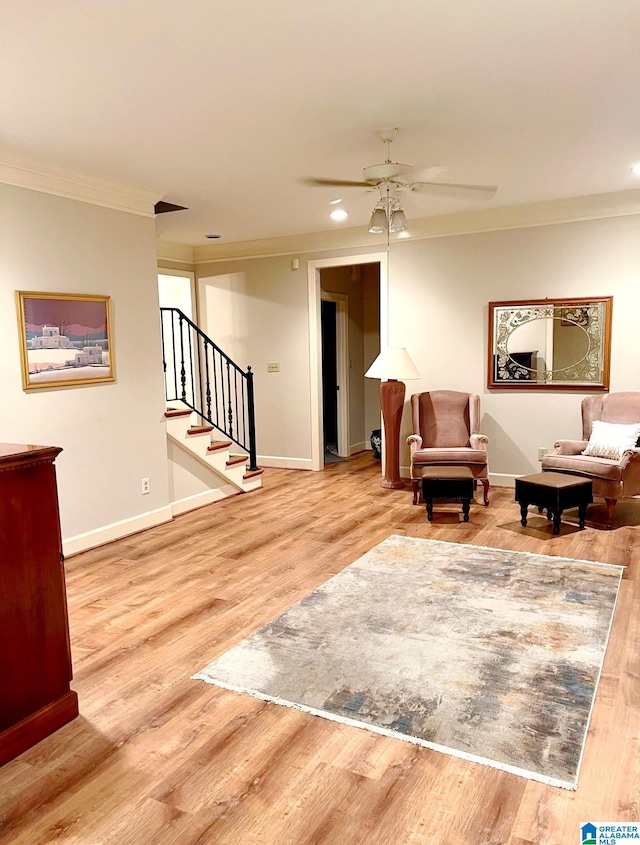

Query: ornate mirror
left=487, top=296, right=612, bottom=390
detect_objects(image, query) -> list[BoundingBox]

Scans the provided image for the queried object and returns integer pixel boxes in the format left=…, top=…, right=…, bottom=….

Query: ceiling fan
left=302, top=128, right=497, bottom=225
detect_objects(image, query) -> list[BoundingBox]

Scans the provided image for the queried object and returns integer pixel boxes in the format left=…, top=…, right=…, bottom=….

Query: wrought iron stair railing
left=160, top=307, right=258, bottom=472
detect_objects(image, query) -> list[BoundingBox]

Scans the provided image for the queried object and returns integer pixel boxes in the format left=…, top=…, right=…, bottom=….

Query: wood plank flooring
left=1, top=455, right=639, bottom=845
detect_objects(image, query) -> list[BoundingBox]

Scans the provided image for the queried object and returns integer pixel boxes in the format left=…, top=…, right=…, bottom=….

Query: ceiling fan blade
left=410, top=180, right=498, bottom=195
left=301, top=177, right=373, bottom=188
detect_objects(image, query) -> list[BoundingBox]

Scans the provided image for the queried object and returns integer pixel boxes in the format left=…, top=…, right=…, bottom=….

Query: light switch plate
left=267, top=362, right=280, bottom=373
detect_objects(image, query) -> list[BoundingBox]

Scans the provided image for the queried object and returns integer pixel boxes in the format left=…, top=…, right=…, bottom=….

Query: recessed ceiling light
left=330, top=208, right=349, bottom=221
left=329, top=198, right=343, bottom=205
left=205, top=234, right=221, bottom=239
left=631, top=163, right=640, bottom=177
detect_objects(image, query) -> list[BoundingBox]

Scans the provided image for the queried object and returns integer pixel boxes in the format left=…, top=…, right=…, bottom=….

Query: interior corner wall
left=0, top=182, right=170, bottom=549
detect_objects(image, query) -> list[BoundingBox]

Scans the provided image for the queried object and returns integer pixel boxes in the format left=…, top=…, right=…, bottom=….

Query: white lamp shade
left=365, top=347, right=421, bottom=380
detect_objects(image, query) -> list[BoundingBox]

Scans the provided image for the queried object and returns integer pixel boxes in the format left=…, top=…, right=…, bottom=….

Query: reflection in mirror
left=488, top=297, right=612, bottom=390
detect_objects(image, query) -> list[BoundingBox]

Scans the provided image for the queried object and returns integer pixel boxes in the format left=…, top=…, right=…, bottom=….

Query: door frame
left=308, top=252, right=387, bottom=471
left=321, top=291, right=349, bottom=458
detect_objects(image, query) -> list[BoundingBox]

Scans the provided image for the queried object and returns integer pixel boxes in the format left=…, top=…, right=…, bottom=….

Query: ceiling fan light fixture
left=368, top=206, right=388, bottom=233
left=389, top=206, right=407, bottom=233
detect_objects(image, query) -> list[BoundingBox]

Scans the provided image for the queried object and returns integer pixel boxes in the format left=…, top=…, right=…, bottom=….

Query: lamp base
left=379, top=379, right=406, bottom=490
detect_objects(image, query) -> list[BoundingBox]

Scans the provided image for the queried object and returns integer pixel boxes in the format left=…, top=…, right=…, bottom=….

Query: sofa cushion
left=582, top=420, right=640, bottom=460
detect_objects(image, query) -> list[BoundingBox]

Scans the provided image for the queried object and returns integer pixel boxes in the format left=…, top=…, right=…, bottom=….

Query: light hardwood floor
left=1, top=455, right=639, bottom=845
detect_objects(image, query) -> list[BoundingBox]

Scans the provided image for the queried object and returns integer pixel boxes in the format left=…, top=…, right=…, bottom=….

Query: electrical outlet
left=141, top=477, right=150, bottom=495
left=537, top=447, right=548, bottom=461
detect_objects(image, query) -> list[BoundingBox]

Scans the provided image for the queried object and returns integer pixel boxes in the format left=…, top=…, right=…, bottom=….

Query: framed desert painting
left=16, top=291, right=115, bottom=390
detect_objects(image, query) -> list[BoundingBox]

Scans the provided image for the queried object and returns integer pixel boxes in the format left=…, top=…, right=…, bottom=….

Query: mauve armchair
left=407, top=390, right=490, bottom=506
left=541, top=392, right=640, bottom=529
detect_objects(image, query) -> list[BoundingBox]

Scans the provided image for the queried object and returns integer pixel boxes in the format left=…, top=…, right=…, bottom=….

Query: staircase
left=161, top=308, right=263, bottom=502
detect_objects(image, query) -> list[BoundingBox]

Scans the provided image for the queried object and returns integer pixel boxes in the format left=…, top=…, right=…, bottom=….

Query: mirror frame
left=487, top=296, right=612, bottom=391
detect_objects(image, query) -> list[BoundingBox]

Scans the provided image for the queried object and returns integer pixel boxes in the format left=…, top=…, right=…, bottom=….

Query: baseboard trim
left=258, top=455, right=313, bottom=470
left=400, top=467, right=517, bottom=489
left=170, top=487, right=237, bottom=516
left=63, top=505, right=173, bottom=557
left=489, top=473, right=518, bottom=488
left=350, top=441, right=368, bottom=456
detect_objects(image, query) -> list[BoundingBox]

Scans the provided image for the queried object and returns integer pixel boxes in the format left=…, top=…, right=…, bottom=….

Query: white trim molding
left=176, top=188, right=640, bottom=264
left=308, top=253, right=387, bottom=472
left=0, top=152, right=161, bottom=217
left=258, top=455, right=314, bottom=470
left=63, top=505, right=173, bottom=557
left=157, top=242, right=196, bottom=265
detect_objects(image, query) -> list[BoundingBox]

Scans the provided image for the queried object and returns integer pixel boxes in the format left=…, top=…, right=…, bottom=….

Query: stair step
left=207, top=440, right=232, bottom=453
left=227, top=455, right=249, bottom=467
left=165, top=409, right=192, bottom=418
left=187, top=425, right=214, bottom=435
left=243, top=468, right=264, bottom=479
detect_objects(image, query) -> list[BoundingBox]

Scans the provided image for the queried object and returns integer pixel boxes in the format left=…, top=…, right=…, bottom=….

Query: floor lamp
left=365, top=347, right=421, bottom=489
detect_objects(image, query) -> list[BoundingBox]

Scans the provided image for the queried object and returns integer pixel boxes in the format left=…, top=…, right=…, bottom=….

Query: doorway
left=314, top=260, right=383, bottom=470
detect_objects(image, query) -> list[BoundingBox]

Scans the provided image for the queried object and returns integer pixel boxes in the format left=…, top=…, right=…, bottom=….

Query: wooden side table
left=420, top=466, right=475, bottom=522
left=515, top=471, right=593, bottom=535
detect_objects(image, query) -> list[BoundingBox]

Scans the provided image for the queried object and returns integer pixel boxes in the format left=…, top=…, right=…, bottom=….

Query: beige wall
left=0, top=183, right=170, bottom=547
left=197, top=213, right=640, bottom=483
left=197, top=256, right=314, bottom=467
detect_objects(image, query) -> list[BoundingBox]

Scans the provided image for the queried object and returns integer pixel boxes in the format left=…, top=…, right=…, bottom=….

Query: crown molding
left=0, top=152, right=161, bottom=217
left=156, top=241, right=195, bottom=265
left=187, top=188, right=640, bottom=264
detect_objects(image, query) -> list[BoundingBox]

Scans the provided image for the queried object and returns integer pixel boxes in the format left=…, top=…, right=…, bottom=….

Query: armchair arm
left=619, top=447, right=640, bottom=468
left=469, top=433, right=488, bottom=451
left=407, top=434, right=423, bottom=452
left=552, top=439, right=588, bottom=456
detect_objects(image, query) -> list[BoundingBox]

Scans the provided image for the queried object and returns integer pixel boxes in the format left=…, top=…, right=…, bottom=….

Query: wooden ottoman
left=515, top=471, right=593, bottom=535
left=420, top=466, right=475, bottom=522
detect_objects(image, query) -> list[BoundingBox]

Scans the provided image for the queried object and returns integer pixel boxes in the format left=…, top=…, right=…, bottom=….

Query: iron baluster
left=159, top=307, right=258, bottom=469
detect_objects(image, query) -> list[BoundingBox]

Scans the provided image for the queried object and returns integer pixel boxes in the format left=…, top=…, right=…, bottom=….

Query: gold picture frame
left=16, top=291, right=115, bottom=390
left=487, top=296, right=612, bottom=391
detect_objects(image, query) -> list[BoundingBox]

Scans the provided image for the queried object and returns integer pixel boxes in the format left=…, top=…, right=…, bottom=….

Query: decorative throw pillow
left=582, top=420, right=640, bottom=460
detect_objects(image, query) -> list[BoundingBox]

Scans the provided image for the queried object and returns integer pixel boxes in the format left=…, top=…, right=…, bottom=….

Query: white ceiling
left=3, top=0, right=640, bottom=246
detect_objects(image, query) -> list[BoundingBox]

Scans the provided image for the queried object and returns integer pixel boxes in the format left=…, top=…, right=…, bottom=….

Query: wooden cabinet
left=0, top=444, right=78, bottom=767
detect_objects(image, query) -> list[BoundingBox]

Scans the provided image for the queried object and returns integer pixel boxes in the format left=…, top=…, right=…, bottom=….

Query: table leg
left=520, top=502, right=528, bottom=527
left=578, top=502, right=588, bottom=529
left=552, top=510, right=562, bottom=535
left=462, top=499, right=470, bottom=522
left=426, top=499, right=433, bottom=522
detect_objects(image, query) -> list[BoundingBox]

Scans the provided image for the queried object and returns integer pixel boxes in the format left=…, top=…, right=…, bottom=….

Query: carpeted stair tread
left=207, top=440, right=232, bottom=452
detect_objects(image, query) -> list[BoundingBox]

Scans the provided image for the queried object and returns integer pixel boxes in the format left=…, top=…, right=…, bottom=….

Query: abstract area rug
left=193, top=536, right=623, bottom=789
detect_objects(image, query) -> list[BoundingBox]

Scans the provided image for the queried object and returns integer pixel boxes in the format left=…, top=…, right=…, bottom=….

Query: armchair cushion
left=581, top=420, right=640, bottom=460
left=542, top=452, right=625, bottom=483
left=410, top=446, right=488, bottom=471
